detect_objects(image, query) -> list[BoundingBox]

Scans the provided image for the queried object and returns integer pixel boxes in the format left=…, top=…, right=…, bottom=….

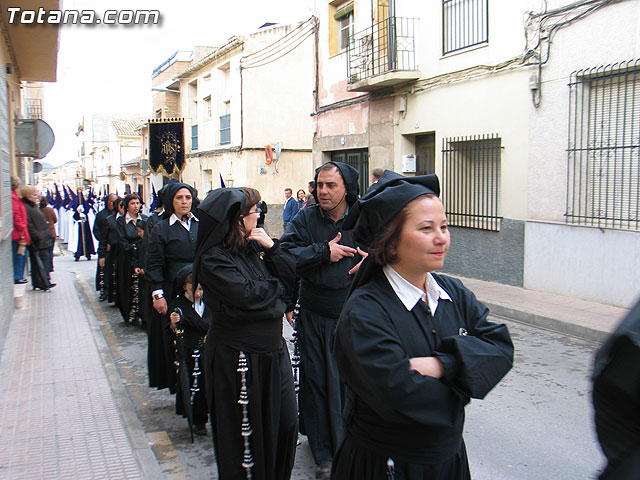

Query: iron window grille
left=442, top=134, right=502, bottom=231
left=566, top=59, right=640, bottom=231
left=191, top=124, right=198, bottom=151
left=331, top=149, right=369, bottom=196
left=347, top=17, right=417, bottom=84
left=219, top=114, right=230, bottom=145
left=442, top=0, right=488, bottom=55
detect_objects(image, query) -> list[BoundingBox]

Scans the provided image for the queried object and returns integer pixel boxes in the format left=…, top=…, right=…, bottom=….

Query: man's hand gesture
left=328, top=232, right=357, bottom=263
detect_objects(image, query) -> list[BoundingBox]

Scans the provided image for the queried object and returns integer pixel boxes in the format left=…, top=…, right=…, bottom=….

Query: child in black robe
left=169, top=265, right=211, bottom=437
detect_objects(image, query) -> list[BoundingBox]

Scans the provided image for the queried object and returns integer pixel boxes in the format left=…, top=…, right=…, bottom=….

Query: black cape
left=145, top=215, right=198, bottom=391
left=195, top=186, right=298, bottom=479
left=93, top=206, right=114, bottom=291
left=115, top=214, right=146, bottom=322
left=332, top=271, right=513, bottom=479
left=169, top=294, right=211, bottom=427
left=593, top=298, right=640, bottom=480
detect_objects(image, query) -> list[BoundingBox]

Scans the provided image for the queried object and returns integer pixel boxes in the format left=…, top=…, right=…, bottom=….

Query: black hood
left=172, top=264, right=193, bottom=300
left=343, top=170, right=440, bottom=247
left=161, top=180, right=200, bottom=219
left=343, top=170, right=440, bottom=296
left=313, top=161, right=360, bottom=206
left=193, top=187, right=246, bottom=287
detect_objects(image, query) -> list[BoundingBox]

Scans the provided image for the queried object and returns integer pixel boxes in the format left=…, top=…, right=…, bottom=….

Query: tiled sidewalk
left=0, top=269, right=144, bottom=479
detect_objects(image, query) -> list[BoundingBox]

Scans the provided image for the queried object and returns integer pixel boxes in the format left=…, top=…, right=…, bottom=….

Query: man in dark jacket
left=21, top=186, right=55, bottom=291
left=280, top=161, right=362, bottom=478
left=93, top=193, right=117, bottom=299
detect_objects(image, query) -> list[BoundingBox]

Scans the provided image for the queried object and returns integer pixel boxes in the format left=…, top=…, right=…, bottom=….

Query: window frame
left=442, top=0, right=489, bottom=56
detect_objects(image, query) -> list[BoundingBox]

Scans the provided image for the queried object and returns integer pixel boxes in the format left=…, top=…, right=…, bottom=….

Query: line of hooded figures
left=68, top=162, right=632, bottom=480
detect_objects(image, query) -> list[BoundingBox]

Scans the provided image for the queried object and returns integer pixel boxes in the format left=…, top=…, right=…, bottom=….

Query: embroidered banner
left=149, top=119, right=185, bottom=175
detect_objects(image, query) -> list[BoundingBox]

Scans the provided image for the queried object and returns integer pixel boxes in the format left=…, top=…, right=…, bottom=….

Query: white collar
left=382, top=265, right=452, bottom=314
left=125, top=212, right=140, bottom=224
left=169, top=212, right=199, bottom=226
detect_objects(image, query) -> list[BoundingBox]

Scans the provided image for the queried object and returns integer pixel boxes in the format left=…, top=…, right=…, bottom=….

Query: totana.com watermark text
left=6, top=7, right=161, bottom=25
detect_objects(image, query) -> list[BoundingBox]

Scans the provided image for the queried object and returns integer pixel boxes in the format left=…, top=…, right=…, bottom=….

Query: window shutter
left=587, top=74, right=640, bottom=225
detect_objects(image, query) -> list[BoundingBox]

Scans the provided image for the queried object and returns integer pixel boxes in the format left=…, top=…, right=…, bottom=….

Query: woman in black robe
left=145, top=181, right=199, bottom=391
left=332, top=171, right=514, bottom=480
left=193, top=187, right=298, bottom=480
left=116, top=194, right=147, bottom=323
left=168, top=265, right=212, bottom=436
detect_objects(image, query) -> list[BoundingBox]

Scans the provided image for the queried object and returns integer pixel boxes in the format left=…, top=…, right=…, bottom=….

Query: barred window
left=567, top=60, right=640, bottom=230
left=442, top=0, right=488, bottom=55
left=331, top=149, right=369, bottom=196
left=442, top=134, right=502, bottom=231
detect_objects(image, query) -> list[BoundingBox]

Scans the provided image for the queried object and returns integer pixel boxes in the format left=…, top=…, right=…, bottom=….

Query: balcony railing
left=347, top=17, right=418, bottom=90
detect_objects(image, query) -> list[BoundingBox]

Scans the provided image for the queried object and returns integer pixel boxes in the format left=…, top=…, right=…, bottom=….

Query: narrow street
left=65, top=250, right=606, bottom=479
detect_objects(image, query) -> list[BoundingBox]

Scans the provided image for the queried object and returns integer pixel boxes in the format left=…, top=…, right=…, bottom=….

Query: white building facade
left=314, top=0, right=639, bottom=308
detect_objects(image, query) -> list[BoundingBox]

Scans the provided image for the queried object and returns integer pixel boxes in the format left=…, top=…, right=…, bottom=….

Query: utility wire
left=241, top=16, right=315, bottom=64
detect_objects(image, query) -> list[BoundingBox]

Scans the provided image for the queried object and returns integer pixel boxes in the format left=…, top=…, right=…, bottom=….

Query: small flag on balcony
left=149, top=119, right=185, bottom=176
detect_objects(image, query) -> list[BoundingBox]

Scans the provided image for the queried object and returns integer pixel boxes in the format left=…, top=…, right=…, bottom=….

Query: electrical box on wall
left=402, top=154, right=416, bottom=173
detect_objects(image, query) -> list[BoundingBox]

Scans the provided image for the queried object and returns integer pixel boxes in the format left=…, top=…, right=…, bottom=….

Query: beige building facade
left=152, top=20, right=315, bottom=210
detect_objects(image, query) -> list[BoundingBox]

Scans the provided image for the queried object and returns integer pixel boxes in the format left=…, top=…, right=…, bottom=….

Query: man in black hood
left=94, top=193, right=117, bottom=300
left=280, top=161, right=362, bottom=478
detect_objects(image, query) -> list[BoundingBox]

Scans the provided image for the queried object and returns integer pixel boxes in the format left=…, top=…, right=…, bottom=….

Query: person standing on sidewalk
left=280, top=162, right=362, bottom=479
left=11, top=177, right=30, bottom=284
left=39, top=195, right=58, bottom=274
left=331, top=171, right=514, bottom=480
left=194, top=186, right=298, bottom=480
left=21, top=186, right=55, bottom=291
left=283, top=187, right=299, bottom=232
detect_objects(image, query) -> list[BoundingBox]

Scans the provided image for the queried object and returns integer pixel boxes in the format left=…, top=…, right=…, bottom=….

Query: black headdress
left=343, top=170, right=440, bottom=247
left=343, top=170, right=440, bottom=293
left=161, top=180, right=200, bottom=219
left=313, top=161, right=360, bottom=206
left=192, top=188, right=246, bottom=288
left=172, top=264, right=193, bottom=299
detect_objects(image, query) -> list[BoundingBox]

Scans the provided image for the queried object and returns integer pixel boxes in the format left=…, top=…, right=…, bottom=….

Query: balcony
left=347, top=17, right=419, bottom=92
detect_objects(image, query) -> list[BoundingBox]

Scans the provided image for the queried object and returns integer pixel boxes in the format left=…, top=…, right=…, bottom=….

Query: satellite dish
left=33, top=161, right=43, bottom=173
left=14, top=119, right=55, bottom=159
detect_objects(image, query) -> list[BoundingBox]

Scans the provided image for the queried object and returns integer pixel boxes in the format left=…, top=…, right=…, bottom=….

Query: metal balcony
left=347, top=17, right=419, bottom=92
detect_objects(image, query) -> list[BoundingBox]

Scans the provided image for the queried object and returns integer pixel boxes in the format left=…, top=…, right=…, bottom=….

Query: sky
left=42, top=0, right=313, bottom=166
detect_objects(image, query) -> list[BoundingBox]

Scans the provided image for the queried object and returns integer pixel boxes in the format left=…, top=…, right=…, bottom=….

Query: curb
left=74, top=274, right=166, bottom=479
left=485, top=302, right=609, bottom=344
